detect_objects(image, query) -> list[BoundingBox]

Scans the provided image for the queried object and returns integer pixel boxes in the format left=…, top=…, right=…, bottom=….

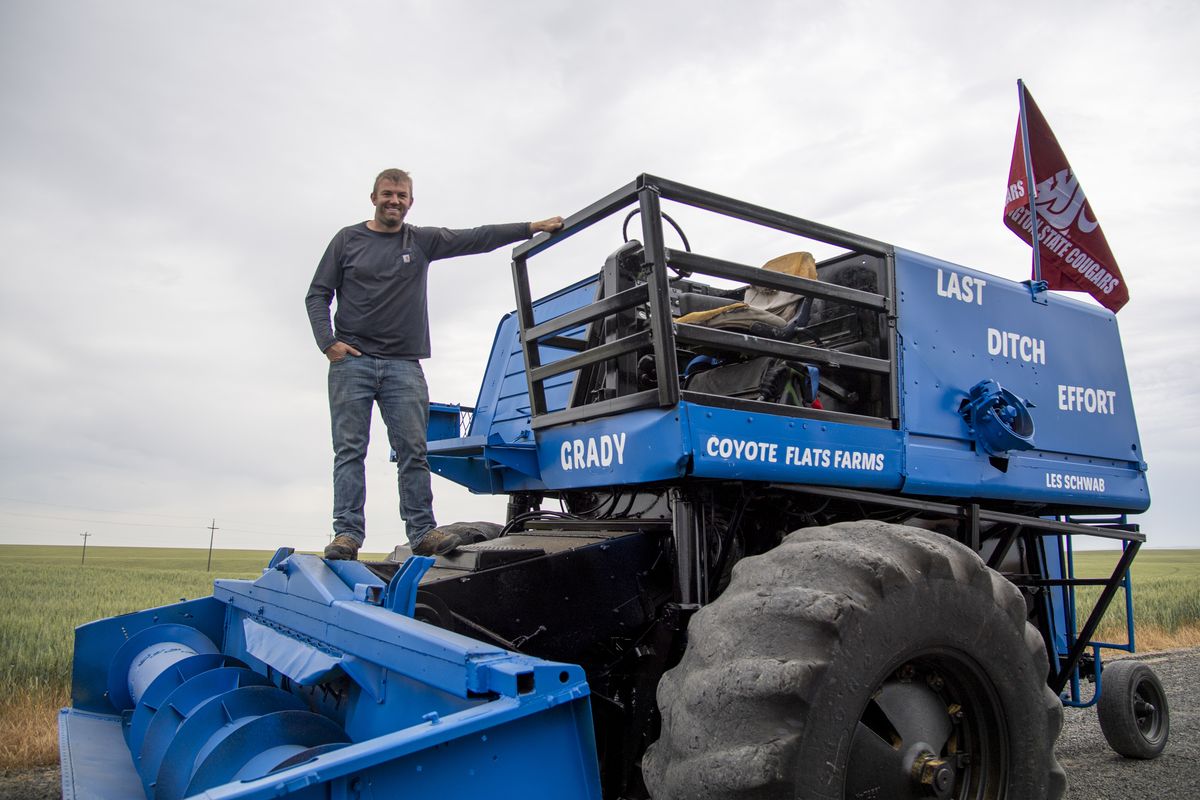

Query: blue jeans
left=328, top=355, right=436, bottom=547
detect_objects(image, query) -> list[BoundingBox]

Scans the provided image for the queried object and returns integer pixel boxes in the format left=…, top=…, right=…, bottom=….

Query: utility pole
left=206, top=519, right=219, bottom=571
left=80, top=531, right=91, bottom=564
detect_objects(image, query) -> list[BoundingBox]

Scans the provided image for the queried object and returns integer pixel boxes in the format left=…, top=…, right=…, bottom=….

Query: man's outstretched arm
left=419, top=217, right=564, bottom=261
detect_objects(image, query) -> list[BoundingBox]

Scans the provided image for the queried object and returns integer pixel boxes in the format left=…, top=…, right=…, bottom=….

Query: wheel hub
left=1135, top=697, right=1157, bottom=731
left=845, top=657, right=1006, bottom=800
left=912, top=752, right=956, bottom=799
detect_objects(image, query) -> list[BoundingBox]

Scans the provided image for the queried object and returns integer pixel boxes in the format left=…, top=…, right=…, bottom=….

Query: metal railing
left=511, top=174, right=899, bottom=431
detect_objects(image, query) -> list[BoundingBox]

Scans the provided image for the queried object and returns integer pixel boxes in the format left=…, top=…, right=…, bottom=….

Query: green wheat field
left=1, top=544, right=1197, bottom=768
left=0, top=545, right=388, bottom=769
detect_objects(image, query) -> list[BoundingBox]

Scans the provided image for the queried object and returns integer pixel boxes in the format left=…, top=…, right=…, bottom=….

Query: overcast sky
left=2, top=1, right=1197, bottom=554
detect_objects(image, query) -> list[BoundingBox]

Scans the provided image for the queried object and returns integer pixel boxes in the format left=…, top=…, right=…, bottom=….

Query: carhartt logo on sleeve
left=402, top=254, right=412, bottom=264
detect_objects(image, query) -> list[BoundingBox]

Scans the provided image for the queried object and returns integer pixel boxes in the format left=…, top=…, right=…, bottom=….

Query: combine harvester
left=62, top=175, right=1167, bottom=799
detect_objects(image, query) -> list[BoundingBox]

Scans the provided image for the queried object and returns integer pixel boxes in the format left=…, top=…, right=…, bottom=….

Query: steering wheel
left=621, top=210, right=692, bottom=276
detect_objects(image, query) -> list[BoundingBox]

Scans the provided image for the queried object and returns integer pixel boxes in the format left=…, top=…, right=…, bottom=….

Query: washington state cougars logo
left=1035, top=168, right=1098, bottom=235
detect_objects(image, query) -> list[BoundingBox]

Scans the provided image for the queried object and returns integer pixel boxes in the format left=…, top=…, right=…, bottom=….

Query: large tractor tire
left=642, top=520, right=1066, bottom=800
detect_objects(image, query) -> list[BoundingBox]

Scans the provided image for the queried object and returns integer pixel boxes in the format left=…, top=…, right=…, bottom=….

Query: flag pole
left=1017, top=79, right=1045, bottom=291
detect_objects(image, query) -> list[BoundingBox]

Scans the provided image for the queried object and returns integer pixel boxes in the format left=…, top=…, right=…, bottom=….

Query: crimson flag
left=1003, top=84, right=1128, bottom=312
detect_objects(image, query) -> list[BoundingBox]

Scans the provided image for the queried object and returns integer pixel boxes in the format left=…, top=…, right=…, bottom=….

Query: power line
left=0, top=524, right=324, bottom=549
left=0, top=510, right=204, bottom=529
left=0, top=496, right=329, bottom=533
left=0, top=495, right=210, bottom=521
left=0, top=510, right=327, bottom=538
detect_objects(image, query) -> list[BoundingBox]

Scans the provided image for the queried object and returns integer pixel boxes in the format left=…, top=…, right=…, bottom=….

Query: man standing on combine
left=306, top=168, right=563, bottom=561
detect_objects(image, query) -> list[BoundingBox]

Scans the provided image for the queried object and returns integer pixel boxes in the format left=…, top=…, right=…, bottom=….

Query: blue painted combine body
left=895, top=249, right=1145, bottom=510
left=430, top=247, right=1148, bottom=515
left=61, top=174, right=1159, bottom=799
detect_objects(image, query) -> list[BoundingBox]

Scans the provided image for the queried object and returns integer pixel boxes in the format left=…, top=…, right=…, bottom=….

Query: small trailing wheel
left=642, top=520, right=1066, bottom=800
left=1097, top=659, right=1170, bottom=759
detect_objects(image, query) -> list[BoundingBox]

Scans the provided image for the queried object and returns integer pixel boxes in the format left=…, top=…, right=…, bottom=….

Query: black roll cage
left=511, top=174, right=898, bottom=431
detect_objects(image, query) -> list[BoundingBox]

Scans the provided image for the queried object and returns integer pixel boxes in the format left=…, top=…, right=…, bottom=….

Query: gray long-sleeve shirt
left=306, top=221, right=531, bottom=359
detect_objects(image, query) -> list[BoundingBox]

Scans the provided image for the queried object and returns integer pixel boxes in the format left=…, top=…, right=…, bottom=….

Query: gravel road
left=4, top=648, right=1196, bottom=799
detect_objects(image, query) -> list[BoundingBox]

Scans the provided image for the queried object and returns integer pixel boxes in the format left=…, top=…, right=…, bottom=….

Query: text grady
left=560, top=433, right=627, bottom=470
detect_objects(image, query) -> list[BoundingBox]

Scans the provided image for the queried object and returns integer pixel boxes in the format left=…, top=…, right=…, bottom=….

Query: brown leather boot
left=323, top=535, right=361, bottom=561
left=411, top=529, right=462, bottom=556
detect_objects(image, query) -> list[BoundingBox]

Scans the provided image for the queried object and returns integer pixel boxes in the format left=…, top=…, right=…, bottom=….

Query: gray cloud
left=2, top=1, right=1198, bottom=552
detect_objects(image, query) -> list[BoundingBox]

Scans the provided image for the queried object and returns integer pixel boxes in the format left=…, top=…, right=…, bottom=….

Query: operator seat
left=674, top=251, right=817, bottom=333
left=671, top=253, right=822, bottom=407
